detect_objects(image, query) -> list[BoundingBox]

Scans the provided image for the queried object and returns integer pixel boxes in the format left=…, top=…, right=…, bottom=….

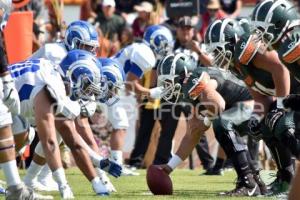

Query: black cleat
left=219, top=174, right=261, bottom=197
left=253, top=170, right=269, bottom=195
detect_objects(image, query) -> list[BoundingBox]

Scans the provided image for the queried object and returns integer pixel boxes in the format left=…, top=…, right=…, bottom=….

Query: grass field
left=0, top=168, right=277, bottom=200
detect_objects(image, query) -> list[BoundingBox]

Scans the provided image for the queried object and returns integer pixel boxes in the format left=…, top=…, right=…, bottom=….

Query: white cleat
left=92, top=179, right=110, bottom=196
left=99, top=173, right=117, bottom=193
left=37, top=174, right=59, bottom=191
left=59, top=184, right=74, bottom=199
left=6, top=183, right=53, bottom=200
left=24, top=178, right=52, bottom=192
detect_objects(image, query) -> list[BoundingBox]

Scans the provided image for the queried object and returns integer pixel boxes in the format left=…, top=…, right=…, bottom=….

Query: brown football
left=146, top=165, right=173, bottom=195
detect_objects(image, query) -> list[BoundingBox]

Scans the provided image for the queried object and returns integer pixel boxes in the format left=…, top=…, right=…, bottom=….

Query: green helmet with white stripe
left=204, top=18, right=245, bottom=69
left=251, top=0, right=300, bottom=47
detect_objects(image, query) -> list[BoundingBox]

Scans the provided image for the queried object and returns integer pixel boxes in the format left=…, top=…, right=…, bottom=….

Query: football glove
left=1, top=74, right=20, bottom=115
left=100, top=159, right=122, bottom=178
left=265, top=108, right=285, bottom=132
left=247, top=116, right=263, bottom=141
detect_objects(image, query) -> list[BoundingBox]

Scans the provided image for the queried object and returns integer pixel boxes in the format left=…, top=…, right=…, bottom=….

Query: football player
left=157, top=53, right=267, bottom=196
left=108, top=25, right=174, bottom=173
left=248, top=0, right=300, bottom=198
left=249, top=0, right=300, bottom=151
left=203, top=18, right=299, bottom=195
left=10, top=49, right=122, bottom=198
left=25, top=20, right=117, bottom=193
left=0, top=0, right=52, bottom=199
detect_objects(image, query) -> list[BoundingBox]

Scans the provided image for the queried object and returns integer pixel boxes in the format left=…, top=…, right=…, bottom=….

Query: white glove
left=1, top=74, right=20, bottom=115
left=149, top=86, right=164, bottom=99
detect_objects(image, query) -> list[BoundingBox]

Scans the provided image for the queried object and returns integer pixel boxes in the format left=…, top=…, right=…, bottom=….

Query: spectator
left=219, top=0, right=242, bottom=18
left=132, top=1, right=154, bottom=38
left=175, top=16, right=212, bottom=66
left=199, top=0, right=227, bottom=40
left=95, top=0, right=126, bottom=41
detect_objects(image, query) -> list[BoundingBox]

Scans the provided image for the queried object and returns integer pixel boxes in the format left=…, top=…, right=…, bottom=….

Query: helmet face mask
left=157, top=53, right=193, bottom=104
left=157, top=74, right=182, bottom=104
left=206, top=42, right=232, bottom=70
left=97, top=58, right=125, bottom=106
left=67, top=68, right=101, bottom=101
left=73, top=38, right=99, bottom=54
left=70, top=73, right=101, bottom=101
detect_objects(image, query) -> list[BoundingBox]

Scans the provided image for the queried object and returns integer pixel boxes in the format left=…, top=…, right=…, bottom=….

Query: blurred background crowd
left=10, top=0, right=300, bottom=175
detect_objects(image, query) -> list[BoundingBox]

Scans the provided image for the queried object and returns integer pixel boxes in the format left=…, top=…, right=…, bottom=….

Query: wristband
left=277, top=97, right=285, bottom=109
left=167, top=154, right=183, bottom=170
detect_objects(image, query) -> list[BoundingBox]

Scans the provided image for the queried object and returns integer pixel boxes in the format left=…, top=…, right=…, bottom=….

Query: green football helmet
left=157, top=53, right=196, bottom=103
left=204, top=18, right=245, bottom=69
left=251, top=0, right=300, bottom=49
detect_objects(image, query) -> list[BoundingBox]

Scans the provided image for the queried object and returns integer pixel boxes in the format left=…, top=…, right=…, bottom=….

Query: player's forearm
left=272, top=67, right=290, bottom=98
left=175, top=128, right=202, bottom=161
left=75, top=117, right=100, bottom=153
left=201, top=83, right=225, bottom=116
left=168, top=119, right=208, bottom=170
left=56, top=119, right=96, bottom=181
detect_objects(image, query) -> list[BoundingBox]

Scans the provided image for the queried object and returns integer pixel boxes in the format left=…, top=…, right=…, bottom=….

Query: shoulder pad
left=131, top=43, right=156, bottom=74
left=235, top=34, right=259, bottom=65
left=187, top=69, right=210, bottom=100
left=279, top=31, right=300, bottom=64
left=31, top=43, right=68, bottom=65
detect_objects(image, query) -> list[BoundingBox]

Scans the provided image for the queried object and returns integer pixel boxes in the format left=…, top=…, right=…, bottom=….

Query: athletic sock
left=52, top=168, right=68, bottom=187
left=23, top=161, right=43, bottom=183
left=38, top=164, right=52, bottom=180
left=1, top=160, right=22, bottom=187
left=231, top=150, right=251, bottom=178
left=110, top=150, right=123, bottom=165
left=246, top=150, right=259, bottom=173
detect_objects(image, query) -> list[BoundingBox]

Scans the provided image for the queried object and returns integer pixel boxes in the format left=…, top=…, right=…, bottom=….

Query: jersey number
left=10, top=60, right=40, bottom=78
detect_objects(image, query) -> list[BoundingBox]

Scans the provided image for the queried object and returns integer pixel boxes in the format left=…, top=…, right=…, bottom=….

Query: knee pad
left=107, top=103, right=129, bottom=130
left=213, top=117, right=247, bottom=156
left=34, top=142, right=45, bottom=158
left=34, top=131, right=63, bottom=158
left=0, top=101, right=12, bottom=128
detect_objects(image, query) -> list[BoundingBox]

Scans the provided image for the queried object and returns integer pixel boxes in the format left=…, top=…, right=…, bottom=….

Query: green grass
left=0, top=168, right=276, bottom=200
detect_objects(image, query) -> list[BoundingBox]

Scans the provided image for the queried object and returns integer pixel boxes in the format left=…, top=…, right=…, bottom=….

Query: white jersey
left=30, top=42, right=68, bottom=65
left=111, top=42, right=156, bottom=78
left=9, top=59, right=80, bottom=125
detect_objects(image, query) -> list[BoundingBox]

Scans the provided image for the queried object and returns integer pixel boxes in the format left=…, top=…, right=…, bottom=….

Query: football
left=146, top=165, right=173, bottom=195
